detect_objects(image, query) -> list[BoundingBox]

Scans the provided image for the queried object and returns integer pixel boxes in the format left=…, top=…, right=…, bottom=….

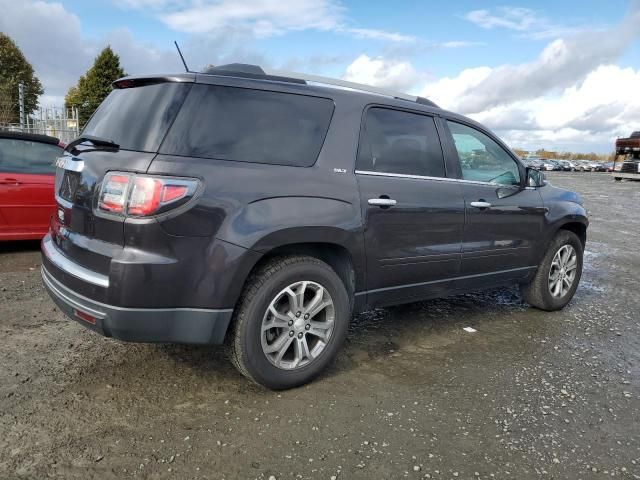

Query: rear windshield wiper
left=65, top=134, right=120, bottom=152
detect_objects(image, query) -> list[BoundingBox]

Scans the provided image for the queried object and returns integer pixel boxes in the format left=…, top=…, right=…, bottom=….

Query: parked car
left=525, top=159, right=544, bottom=170
left=556, top=160, right=574, bottom=171
left=0, top=131, right=65, bottom=241
left=589, top=162, right=606, bottom=172
left=41, top=66, right=588, bottom=389
left=575, top=162, right=591, bottom=172
left=541, top=160, right=560, bottom=171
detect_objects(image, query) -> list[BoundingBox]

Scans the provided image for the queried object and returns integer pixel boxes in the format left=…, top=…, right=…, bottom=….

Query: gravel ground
left=1, top=172, right=639, bottom=480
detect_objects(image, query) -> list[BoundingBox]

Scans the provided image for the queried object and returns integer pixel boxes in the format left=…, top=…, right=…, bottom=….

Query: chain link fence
left=0, top=83, right=80, bottom=145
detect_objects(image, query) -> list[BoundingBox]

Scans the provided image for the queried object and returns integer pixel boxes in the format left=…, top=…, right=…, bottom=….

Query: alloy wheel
left=261, top=281, right=335, bottom=370
left=548, top=244, right=578, bottom=298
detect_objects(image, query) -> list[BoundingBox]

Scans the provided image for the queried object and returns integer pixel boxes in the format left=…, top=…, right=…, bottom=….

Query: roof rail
left=264, top=68, right=439, bottom=108
left=201, top=63, right=438, bottom=108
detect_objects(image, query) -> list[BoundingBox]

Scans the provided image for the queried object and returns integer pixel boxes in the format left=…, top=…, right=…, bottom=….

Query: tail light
left=98, top=172, right=199, bottom=217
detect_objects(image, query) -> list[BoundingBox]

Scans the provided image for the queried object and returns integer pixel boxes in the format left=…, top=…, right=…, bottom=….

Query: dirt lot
left=1, top=172, right=639, bottom=479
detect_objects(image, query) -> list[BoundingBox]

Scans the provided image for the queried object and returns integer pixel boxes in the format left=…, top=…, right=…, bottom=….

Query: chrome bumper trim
left=42, top=235, right=110, bottom=288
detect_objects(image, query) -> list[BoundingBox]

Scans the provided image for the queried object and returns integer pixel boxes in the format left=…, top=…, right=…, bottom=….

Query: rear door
left=441, top=119, right=546, bottom=288
left=356, top=107, right=465, bottom=306
left=0, top=137, right=61, bottom=239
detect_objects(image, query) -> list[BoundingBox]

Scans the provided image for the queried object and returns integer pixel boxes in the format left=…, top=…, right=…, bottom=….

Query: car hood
left=541, top=183, right=584, bottom=206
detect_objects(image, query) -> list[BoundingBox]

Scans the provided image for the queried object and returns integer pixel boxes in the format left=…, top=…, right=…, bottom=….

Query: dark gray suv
left=41, top=65, right=588, bottom=389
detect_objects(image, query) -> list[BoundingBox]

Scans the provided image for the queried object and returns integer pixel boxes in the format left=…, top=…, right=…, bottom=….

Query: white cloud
left=423, top=3, right=640, bottom=115
left=159, top=0, right=343, bottom=37
left=342, top=54, right=422, bottom=92
left=0, top=0, right=95, bottom=97
left=117, top=0, right=423, bottom=44
left=463, top=6, right=587, bottom=40
left=0, top=0, right=263, bottom=102
left=465, top=7, right=540, bottom=32
left=341, top=28, right=415, bottom=43
left=466, top=65, right=640, bottom=152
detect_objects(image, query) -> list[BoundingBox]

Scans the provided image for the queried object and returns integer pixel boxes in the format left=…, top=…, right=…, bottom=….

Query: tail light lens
left=98, top=172, right=199, bottom=217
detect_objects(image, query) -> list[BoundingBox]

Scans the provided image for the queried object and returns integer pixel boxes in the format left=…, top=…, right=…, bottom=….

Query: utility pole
left=18, top=83, right=25, bottom=131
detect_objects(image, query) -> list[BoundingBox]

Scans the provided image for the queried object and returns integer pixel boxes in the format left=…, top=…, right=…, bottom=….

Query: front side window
left=356, top=108, right=445, bottom=178
left=446, top=121, right=521, bottom=186
left=0, top=138, right=63, bottom=174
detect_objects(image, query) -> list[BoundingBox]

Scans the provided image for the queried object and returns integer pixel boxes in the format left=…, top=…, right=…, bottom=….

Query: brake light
left=128, top=177, right=162, bottom=216
left=98, top=174, right=130, bottom=213
left=98, top=172, right=198, bottom=217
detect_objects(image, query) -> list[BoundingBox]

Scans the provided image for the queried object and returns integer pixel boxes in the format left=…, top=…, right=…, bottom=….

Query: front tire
left=229, top=255, right=350, bottom=389
left=521, top=230, right=583, bottom=311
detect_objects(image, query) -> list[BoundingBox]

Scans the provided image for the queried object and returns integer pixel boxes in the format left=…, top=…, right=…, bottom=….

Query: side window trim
left=355, top=104, right=447, bottom=178
left=440, top=117, right=525, bottom=187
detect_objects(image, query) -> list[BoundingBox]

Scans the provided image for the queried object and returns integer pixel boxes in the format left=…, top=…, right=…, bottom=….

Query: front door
left=356, top=107, right=465, bottom=306
left=442, top=120, right=546, bottom=288
left=0, top=137, right=60, bottom=239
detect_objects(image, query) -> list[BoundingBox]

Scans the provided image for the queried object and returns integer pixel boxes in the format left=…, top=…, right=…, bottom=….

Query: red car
left=0, top=131, right=65, bottom=240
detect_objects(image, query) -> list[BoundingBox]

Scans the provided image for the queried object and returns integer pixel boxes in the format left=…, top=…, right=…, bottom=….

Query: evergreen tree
left=65, top=46, right=126, bottom=126
left=0, top=33, right=44, bottom=124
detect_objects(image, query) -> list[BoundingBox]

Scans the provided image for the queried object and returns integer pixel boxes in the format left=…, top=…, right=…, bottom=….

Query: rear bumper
left=42, top=265, right=233, bottom=345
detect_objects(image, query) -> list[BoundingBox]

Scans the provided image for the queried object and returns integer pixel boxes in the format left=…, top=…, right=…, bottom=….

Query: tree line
left=0, top=32, right=124, bottom=128
left=511, top=148, right=613, bottom=162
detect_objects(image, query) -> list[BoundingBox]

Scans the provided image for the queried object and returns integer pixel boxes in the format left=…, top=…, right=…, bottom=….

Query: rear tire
left=521, top=230, right=583, bottom=311
left=229, top=255, right=350, bottom=389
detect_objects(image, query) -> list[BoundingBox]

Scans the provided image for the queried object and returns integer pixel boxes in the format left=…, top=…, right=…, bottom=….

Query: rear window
left=82, top=82, right=191, bottom=152
left=0, top=138, right=63, bottom=174
left=160, top=84, right=334, bottom=167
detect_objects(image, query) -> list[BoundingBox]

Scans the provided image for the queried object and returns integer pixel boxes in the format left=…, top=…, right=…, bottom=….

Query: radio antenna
left=174, top=41, right=190, bottom=73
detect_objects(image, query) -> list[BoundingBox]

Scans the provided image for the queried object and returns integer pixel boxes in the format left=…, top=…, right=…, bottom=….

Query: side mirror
left=526, top=167, right=546, bottom=187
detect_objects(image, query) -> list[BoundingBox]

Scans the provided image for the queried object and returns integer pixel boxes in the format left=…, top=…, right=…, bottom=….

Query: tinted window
left=161, top=85, right=334, bottom=167
left=0, top=138, right=63, bottom=174
left=447, top=121, right=520, bottom=186
left=356, top=108, right=445, bottom=177
left=83, top=82, right=191, bottom=152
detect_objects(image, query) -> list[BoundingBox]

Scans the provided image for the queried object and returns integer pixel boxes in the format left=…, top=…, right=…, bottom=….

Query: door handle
left=0, top=178, right=21, bottom=185
left=470, top=201, right=492, bottom=209
left=368, top=198, right=397, bottom=207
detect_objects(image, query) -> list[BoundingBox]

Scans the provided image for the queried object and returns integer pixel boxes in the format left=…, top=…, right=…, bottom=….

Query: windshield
left=82, top=82, right=191, bottom=152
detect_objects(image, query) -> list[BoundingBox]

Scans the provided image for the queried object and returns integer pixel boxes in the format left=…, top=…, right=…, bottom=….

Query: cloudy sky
left=1, top=0, right=639, bottom=153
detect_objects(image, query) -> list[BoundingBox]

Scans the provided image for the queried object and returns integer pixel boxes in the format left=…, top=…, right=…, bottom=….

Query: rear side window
left=83, top=82, right=191, bottom=152
left=160, top=84, right=334, bottom=167
left=356, top=108, right=445, bottom=178
left=0, top=138, right=63, bottom=174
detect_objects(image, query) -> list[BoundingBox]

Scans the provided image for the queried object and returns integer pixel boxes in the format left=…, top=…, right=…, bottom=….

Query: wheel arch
left=556, top=221, right=587, bottom=249
left=244, top=241, right=359, bottom=310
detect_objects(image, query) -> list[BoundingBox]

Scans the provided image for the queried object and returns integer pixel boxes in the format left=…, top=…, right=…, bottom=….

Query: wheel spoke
left=264, top=333, right=292, bottom=354
left=305, top=287, right=328, bottom=319
left=274, top=336, right=294, bottom=365
left=262, top=305, right=292, bottom=331
left=308, top=320, right=333, bottom=342
left=285, top=282, right=307, bottom=313
left=292, top=337, right=312, bottom=367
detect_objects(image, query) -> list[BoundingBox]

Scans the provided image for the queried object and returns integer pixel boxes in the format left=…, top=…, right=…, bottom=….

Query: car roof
left=0, top=130, right=61, bottom=145
left=112, top=67, right=519, bottom=158
left=113, top=70, right=449, bottom=117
